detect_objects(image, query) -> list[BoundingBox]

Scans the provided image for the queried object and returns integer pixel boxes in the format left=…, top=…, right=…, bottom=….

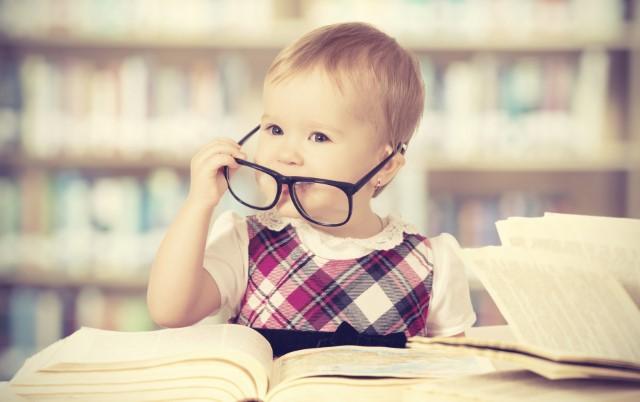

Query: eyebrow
left=260, top=114, right=344, bottom=136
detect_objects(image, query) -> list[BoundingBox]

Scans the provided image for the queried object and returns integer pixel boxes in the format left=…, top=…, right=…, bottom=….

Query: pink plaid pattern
left=231, top=215, right=434, bottom=336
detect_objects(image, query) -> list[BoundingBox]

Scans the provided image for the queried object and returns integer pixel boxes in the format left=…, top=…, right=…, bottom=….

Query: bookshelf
left=0, top=0, right=638, bottom=380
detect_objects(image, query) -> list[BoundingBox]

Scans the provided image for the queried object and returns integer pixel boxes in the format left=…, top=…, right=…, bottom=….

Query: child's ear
left=374, top=145, right=406, bottom=186
left=384, top=151, right=406, bottom=182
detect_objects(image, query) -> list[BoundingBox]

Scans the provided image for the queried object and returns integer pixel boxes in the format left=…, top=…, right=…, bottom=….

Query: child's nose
left=277, top=141, right=303, bottom=166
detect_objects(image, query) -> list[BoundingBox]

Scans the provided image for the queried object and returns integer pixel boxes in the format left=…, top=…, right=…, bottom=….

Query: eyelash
left=310, top=132, right=330, bottom=143
left=265, top=125, right=283, bottom=136
left=264, top=125, right=331, bottom=143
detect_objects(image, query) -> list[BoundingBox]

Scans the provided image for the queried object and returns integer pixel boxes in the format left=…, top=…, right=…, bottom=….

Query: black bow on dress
left=253, top=321, right=407, bottom=357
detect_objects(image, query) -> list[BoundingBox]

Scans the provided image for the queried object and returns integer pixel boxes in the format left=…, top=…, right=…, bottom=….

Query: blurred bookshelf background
left=0, top=0, right=638, bottom=380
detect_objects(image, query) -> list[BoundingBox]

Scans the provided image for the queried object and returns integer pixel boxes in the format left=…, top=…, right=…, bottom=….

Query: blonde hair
left=265, top=22, right=425, bottom=195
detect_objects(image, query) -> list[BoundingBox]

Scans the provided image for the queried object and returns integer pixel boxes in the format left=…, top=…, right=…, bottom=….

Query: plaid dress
left=231, top=215, right=434, bottom=337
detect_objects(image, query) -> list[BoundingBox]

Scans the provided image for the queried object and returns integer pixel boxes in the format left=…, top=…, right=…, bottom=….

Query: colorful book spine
left=0, top=50, right=21, bottom=153
left=15, top=54, right=254, bottom=159
left=418, top=49, right=611, bottom=160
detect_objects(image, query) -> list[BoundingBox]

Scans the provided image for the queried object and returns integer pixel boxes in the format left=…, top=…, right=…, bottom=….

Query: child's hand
left=186, top=138, right=246, bottom=209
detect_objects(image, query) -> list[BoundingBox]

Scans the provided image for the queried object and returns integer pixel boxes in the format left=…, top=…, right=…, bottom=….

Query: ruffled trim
left=254, top=209, right=290, bottom=231
left=254, top=209, right=420, bottom=251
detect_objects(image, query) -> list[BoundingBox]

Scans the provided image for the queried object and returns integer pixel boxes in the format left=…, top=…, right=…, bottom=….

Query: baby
left=148, top=22, right=475, bottom=338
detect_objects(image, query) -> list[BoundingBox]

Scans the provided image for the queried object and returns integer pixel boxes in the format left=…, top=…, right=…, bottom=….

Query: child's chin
left=274, top=204, right=301, bottom=219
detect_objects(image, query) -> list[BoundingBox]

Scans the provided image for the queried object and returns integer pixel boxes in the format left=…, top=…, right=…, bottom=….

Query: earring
left=374, top=179, right=382, bottom=189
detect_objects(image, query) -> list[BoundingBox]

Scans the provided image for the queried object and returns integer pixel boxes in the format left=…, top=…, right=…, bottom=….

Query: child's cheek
left=258, top=176, right=278, bottom=201
left=253, top=148, right=272, bottom=167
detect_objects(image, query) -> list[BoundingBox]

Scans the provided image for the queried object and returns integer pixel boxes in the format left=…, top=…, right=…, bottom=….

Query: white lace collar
left=254, top=209, right=420, bottom=259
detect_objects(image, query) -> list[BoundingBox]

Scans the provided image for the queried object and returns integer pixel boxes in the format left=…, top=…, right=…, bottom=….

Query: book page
left=408, top=340, right=640, bottom=381
left=404, top=370, right=640, bottom=402
left=11, top=324, right=272, bottom=399
left=496, top=214, right=640, bottom=306
left=11, top=359, right=255, bottom=398
left=11, top=386, right=239, bottom=402
left=44, top=324, right=270, bottom=368
left=0, top=382, right=27, bottom=402
left=496, top=217, right=582, bottom=252
left=543, top=213, right=640, bottom=306
left=543, top=212, right=640, bottom=228
left=11, top=378, right=242, bottom=401
left=270, top=345, right=494, bottom=387
left=460, top=247, right=640, bottom=364
left=267, top=376, right=427, bottom=402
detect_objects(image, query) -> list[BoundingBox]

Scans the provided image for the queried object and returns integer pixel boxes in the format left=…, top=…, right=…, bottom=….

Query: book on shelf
left=9, top=323, right=494, bottom=402
left=2, top=35, right=617, bottom=163
left=0, top=0, right=625, bottom=42
left=417, top=47, right=613, bottom=161
left=0, top=168, right=189, bottom=278
left=0, top=50, right=20, bottom=151
left=14, top=53, right=252, bottom=160
left=410, top=213, right=640, bottom=382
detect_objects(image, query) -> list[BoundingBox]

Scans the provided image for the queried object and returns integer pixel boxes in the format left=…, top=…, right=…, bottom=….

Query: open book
left=496, top=212, right=640, bottom=307
left=9, top=323, right=494, bottom=402
left=409, top=213, right=640, bottom=382
left=403, top=370, right=640, bottom=402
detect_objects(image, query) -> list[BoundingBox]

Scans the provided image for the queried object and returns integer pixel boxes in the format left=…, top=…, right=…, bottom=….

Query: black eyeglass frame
left=223, top=125, right=406, bottom=227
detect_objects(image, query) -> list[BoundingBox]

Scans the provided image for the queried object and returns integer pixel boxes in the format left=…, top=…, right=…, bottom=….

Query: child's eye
left=310, top=132, right=330, bottom=143
left=266, top=125, right=283, bottom=136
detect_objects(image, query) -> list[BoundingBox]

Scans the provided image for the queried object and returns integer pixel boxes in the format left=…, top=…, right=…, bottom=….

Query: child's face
left=254, top=67, right=387, bottom=221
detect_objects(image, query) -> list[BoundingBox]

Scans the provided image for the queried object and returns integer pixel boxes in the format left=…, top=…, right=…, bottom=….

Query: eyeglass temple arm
left=238, top=125, right=261, bottom=145
left=352, top=143, right=407, bottom=191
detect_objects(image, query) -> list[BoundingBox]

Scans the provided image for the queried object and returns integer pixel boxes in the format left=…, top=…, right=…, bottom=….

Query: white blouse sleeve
left=202, top=211, right=249, bottom=315
left=425, top=233, right=477, bottom=336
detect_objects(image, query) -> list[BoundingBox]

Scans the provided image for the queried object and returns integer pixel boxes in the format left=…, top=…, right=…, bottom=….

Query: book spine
left=418, top=51, right=612, bottom=160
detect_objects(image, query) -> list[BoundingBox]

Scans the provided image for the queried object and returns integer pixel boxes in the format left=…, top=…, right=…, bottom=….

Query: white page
left=543, top=213, right=640, bottom=305
left=496, top=215, right=640, bottom=306
left=12, top=359, right=254, bottom=398
left=404, top=370, right=640, bottom=402
left=11, top=378, right=243, bottom=400
left=13, top=386, right=237, bottom=402
left=267, top=377, right=426, bottom=402
left=461, top=247, right=640, bottom=363
left=41, top=324, right=270, bottom=368
left=543, top=212, right=640, bottom=227
left=272, top=345, right=494, bottom=386
left=11, top=324, right=272, bottom=398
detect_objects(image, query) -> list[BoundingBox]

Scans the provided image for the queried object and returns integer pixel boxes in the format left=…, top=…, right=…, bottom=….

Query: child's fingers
left=191, top=141, right=246, bottom=168
left=197, top=153, right=241, bottom=175
left=193, top=144, right=243, bottom=167
left=192, top=149, right=245, bottom=175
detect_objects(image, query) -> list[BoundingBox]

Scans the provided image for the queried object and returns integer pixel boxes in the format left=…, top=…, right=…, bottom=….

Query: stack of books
left=411, top=213, right=640, bottom=383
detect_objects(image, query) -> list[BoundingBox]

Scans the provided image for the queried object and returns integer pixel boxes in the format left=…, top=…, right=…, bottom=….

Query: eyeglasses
left=223, top=125, right=406, bottom=227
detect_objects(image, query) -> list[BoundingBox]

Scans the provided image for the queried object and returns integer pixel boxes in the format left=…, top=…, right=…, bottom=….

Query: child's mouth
left=277, top=189, right=290, bottom=205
